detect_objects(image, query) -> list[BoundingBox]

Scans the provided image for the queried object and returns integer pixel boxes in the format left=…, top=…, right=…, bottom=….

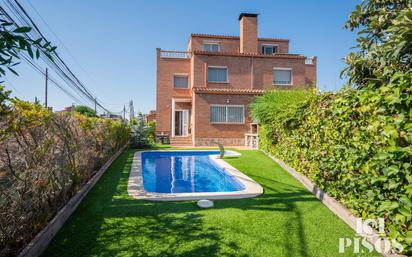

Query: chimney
left=239, top=13, right=258, bottom=54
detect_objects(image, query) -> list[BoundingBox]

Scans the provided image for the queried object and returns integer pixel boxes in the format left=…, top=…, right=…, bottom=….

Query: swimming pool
left=128, top=150, right=263, bottom=201
left=141, top=151, right=244, bottom=193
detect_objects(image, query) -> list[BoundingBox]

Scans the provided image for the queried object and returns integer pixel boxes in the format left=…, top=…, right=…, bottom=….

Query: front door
left=174, top=110, right=189, bottom=136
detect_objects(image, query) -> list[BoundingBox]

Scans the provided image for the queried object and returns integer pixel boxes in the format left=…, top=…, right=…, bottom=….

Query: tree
left=342, top=0, right=411, bottom=88
left=74, top=105, right=95, bottom=117
left=0, top=19, right=56, bottom=78
left=130, top=112, right=150, bottom=148
left=0, top=85, right=11, bottom=115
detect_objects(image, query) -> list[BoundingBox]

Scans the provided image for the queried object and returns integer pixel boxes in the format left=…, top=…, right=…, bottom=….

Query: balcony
left=160, top=50, right=191, bottom=59
left=305, top=56, right=315, bottom=65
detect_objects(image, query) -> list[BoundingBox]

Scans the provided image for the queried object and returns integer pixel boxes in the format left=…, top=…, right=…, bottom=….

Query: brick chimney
left=239, top=13, right=258, bottom=54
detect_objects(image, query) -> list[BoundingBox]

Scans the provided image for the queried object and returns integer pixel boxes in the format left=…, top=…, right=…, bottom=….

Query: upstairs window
left=173, top=75, right=189, bottom=88
left=262, top=44, right=278, bottom=55
left=273, top=68, right=292, bottom=85
left=210, top=105, right=244, bottom=124
left=208, top=66, right=228, bottom=83
left=203, top=43, right=220, bottom=52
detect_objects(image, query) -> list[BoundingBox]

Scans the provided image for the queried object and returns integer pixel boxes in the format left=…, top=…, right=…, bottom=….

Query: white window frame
left=207, top=66, right=229, bottom=83
left=210, top=104, right=245, bottom=124
left=203, top=41, right=220, bottom=52
left=262, top=44, right=278, bottom=55
left=272, top=67, right=293, bottom=86
left=173, top=73, right=189, bottom=89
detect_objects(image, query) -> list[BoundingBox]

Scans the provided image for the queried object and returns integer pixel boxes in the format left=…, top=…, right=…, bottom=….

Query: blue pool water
left=141, top=151, right=244, bottom=193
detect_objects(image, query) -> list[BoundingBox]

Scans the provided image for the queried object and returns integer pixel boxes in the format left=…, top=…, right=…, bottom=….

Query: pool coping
left=127, top=150, right=263, bottom=201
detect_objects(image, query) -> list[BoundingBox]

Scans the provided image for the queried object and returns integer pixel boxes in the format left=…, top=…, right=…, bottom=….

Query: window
left=203, top=43, right=220, bottom=52
left=173, top=75, right=189, bottom=88
left=262, top=45, right=278, bottom=55
left=210, top=105, right=244, bottom=124
left=208, top=67, right=228, bottom=83
left=273, top=68, right=292, bottom=85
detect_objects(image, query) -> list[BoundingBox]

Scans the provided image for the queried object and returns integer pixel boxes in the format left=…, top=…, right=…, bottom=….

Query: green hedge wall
left=251, top=71, right=412, bottom=255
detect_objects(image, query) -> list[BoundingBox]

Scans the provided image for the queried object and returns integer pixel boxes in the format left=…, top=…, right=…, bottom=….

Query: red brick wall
left=193, top=93, right=255, bottom=146
left=240, top=16, right=258, bottom=54
left=305, top=57, right=317, bottom=86
left=192, top=53, right=315, bottom=90
left=258, top=39, right=289, bottom=53
left=189, top=37, right=289, bottom=54
left=156, top=49, right=191, bottom=135
left=189, top=37, right=240, bottom=52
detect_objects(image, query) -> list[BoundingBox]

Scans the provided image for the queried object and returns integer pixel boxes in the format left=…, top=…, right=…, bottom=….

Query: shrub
left=147, top=121, right=156, bottom=144
left=252, top=73, right=412, bottom=254
left=252, top=1, right=412, bottom=253
left=129, top=112, right=150, bottom=149
left=74, top=105, right=96, bottom=117
left=0, top=99, right=129, bottom=257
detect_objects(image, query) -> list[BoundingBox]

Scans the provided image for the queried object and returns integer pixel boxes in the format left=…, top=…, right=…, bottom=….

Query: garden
left=0, top=0, right=411, bottom=256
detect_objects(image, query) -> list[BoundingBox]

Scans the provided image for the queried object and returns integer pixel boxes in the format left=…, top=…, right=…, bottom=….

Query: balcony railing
left=160, top=50, right=191, bottom=59
left=305, top=56, right=315, bottom=65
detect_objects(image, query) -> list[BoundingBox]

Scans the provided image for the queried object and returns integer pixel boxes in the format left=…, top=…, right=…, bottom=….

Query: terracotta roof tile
left=192, top=50, right=305, bottom=59
left=190, top=33, right=289, bottom=42
left=193, top=87, right=265, bottom=95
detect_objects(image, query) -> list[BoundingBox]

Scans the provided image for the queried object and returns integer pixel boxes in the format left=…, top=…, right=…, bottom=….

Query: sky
left=3, top=0, right=360, bottom=115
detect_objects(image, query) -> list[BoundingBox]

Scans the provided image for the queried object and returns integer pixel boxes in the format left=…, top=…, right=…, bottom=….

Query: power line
left=1, top=1, right=117, bottom=114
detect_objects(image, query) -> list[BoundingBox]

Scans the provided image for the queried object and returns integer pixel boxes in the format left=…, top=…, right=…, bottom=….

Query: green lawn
left=43, top=149, right=378, bottom=257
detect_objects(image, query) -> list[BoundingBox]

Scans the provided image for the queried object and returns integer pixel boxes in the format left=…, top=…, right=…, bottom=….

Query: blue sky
left=4, top=0, right=360, bottom=114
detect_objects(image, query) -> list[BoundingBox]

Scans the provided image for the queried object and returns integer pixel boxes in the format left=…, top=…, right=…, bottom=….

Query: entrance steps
left=170, top=136, right=193, bottom=147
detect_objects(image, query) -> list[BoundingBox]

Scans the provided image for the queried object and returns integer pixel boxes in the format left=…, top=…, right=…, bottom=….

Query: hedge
left=0, top=99, right=130, bottom=257
left=251, top=71, right=412, bottom=255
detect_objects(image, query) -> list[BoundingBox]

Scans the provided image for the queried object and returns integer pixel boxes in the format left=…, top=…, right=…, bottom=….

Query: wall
left=189, top=36, right=289, bottom=54
left=192, top=53, right=315, bottom=90
left=258, top=39, right=289, bottom=54
left=156, top=49, right=191, bottom=134
left=193, top=93, right=256, bottom=146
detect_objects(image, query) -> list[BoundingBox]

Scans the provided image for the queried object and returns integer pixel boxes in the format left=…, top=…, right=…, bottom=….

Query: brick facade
left=156, top=13, right=317, bottom=146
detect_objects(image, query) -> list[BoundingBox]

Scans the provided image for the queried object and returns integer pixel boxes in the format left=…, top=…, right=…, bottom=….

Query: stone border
left=17, top=146, right=127, bottom=257
left=128, top=150, right=263, bottom=201
left=264, top=152, right=406, bottom=257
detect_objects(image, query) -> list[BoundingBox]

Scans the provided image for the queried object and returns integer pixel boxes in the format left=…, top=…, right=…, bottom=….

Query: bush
left=252, top=72, right=412, bottom=254
left=147, top=121, right=156, bottom=144
left=74, top=105, right=95, bottom=117
left=129, top=112, right=151, bottom=149
left=252, top=1, right=412, bottom=253
left=0, top=99, right=129, bottom=257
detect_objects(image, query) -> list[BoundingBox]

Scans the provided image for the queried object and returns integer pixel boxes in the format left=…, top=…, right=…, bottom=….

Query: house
left=144, top=110, right=156, bottom=123
left=156, top=13, right=316, bottom=146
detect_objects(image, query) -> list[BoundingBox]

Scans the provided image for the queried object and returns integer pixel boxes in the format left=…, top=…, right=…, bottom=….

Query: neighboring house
left=156, top=13, right=316, bottom=146
left=100, top=113, right=123, bottom=121
left=144, top=110, right=156, bottom=123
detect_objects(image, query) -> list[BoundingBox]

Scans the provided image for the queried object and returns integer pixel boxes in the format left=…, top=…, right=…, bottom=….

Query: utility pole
left=45, top=68, right=48, bottom=107
left=94, top=98, right=97, bottom=115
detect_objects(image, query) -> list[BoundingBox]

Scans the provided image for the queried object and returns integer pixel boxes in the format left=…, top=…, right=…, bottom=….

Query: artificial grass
left=42, top=149, right=379, bottom=257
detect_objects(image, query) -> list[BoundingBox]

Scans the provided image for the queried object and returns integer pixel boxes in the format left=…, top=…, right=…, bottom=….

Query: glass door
left=174, top=110, right=189, bottom=136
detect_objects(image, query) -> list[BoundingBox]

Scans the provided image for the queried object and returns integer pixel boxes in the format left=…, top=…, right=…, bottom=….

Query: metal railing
left=160, top=50, right=191, bottom=59
left=305, top=56, right=315, bottom=65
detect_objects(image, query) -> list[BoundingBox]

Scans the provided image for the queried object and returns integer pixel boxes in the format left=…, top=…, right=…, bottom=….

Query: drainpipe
left=251, top=56, right=254, bottom=88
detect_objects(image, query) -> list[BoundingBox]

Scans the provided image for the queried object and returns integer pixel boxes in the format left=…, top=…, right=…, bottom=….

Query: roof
left=238, top=13, right=259, bottom=20
left=193, top=87, right=265, bottom=95
left=190, top=33, right=289, bottom=42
